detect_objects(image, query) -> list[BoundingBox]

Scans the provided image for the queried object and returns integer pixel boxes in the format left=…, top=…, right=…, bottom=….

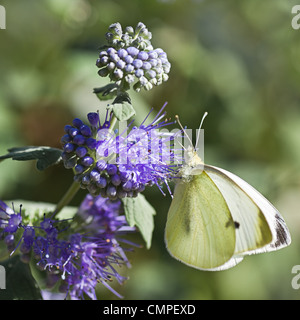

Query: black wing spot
left=225, top=219, right=237, bottom=229
left=271, top=214, right=290, bottom=248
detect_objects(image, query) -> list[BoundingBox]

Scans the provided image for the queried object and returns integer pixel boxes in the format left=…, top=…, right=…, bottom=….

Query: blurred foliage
left=1, top=0, right=300, bottom=299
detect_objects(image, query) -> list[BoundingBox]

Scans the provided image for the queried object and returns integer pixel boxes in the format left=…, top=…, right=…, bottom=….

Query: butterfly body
left=165, top=146, right=291, bottom=271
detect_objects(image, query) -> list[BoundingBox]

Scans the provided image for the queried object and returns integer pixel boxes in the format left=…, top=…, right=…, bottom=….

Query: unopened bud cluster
left=96, top=22, right=171, bottom=92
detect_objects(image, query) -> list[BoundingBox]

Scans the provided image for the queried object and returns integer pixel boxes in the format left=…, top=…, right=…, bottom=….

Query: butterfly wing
left=165, top=171, right=238, bottom=270
left=204, top=165, right=291, bottom=255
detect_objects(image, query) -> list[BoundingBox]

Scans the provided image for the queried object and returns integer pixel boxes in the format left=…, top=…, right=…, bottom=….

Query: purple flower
left=58, top=194, right=136, bottom=299
left=4, top=214, right=22, bottom=233
left=78, top=194, right=129, bottom=233
left=0, top=201, right=22, bottom=237
left=60, top=105, right=183, bottom=199
left=0, top=195, right=137, bottom=300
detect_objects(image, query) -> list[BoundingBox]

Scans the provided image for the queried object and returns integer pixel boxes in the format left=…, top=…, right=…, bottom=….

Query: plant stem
left=109, top=114, right=117, bottom=133
left=52, top=181, right=81, bottom=217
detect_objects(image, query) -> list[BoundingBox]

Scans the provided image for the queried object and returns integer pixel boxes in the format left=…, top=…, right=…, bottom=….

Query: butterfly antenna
left=195, top=112, right=208, bottom=151
left=175, top=115, right=193, bottom=149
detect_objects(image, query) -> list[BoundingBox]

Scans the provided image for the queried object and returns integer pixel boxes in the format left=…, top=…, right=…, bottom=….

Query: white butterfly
left=165, top=113, right=291, bottom=271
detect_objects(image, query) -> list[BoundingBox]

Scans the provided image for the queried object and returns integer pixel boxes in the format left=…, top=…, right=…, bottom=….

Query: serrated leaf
left=93, top=83, right=119, bottom=101
left=122, top=194, right=156, bottom=249
left=0, top=146, right=62, bottom=171
left=0, top=255, right=42, bottom=300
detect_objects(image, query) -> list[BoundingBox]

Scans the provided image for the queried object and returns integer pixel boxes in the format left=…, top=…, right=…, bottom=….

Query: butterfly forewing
left=165, top=171, right=236, bottom=270
left=205, top=165, right=291, bottom=254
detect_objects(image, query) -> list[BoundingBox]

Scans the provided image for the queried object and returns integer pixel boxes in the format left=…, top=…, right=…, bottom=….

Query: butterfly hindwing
left=165, top=171, right=236, bottom=270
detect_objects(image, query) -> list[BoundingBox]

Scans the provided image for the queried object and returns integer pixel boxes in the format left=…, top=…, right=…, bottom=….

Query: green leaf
left=112, top=91, right=131, bottom=105
left=7, top=199, right=77, bottom=222
left=109, top=91, right=136, bottom=121
left=122, top=194, right=156, bottom=249
left=0, top=255, right=42, bottom=300
left=111, top=102, right=136, bottom=121
left=0, top=146, right=62, bottom=171
left=93, top=83, right=119, bottom=101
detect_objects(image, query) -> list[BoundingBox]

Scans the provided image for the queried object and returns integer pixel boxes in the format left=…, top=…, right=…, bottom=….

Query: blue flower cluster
left=96, top=22, right=171, bottom=92
left=0, top=196, right=136, bottom=299
left=61, top=106, right=182, bottom=199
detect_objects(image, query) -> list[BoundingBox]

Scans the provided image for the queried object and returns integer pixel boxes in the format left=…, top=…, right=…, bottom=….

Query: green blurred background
left=1, top=0, right=300, bottom=300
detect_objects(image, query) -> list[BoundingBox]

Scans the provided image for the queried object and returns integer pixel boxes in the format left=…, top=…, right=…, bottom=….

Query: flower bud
left=96, top=22, right=171, bottom=92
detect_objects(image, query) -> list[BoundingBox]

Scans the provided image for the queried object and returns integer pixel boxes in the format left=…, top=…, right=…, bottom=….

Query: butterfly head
left=175, top=113, right=207, bottom=178
left=178, top=146, right=204, bottom=180
left=184, top=145, right=203, bottom=166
